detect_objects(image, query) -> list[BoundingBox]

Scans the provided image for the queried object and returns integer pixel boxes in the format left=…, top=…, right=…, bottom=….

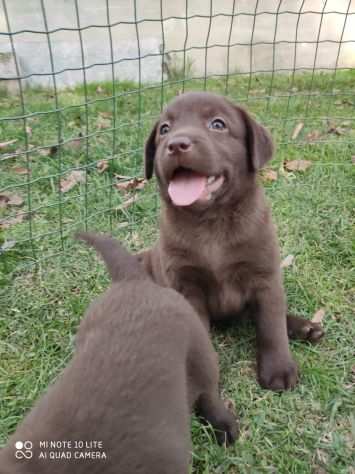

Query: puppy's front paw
left=258, top=353, right=298, bottom=391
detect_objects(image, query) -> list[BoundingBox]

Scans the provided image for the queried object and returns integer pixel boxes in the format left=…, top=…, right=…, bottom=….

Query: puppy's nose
left=167, top=136, right=192, bottom=155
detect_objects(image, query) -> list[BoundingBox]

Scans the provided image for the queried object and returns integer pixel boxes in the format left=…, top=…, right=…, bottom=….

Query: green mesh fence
left=0, top=0, right=354, bottom=270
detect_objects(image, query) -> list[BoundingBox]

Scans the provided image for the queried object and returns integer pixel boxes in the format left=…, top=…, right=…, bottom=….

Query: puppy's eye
left=209, top=118, right=226, bottom=131
left=159, top=123, right=170, bottom=135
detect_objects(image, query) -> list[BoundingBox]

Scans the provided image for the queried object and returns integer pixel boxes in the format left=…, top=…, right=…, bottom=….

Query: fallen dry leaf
left=67, top=135, right=82, bottom=150
left=114, top=174, right=133, bottom=180
left=115, top=177, right=146, bottom=192
left=12, top=166, right=29, bottom=175
left=261, top=169, right=278, bottom=182
left=39, top=145, right=58, bottom=157
left=39, top=148, right=50, bottom=157
left=280, top=254, right=294, bottom=269
left=97, top=116, right=111, bottom=130
left=0, top=192, right=24, bottom=208
left=116, top=195, right=138, bottom=211
left=306, top=130, right=322, bottom=142
left=97, top=159, right=109, bottom=173
left=0, top=139, right=17, bottom=150
left=320, top=432, right=332, bottom=444
left=98, top=111, right=113, bottom=119
left=291, top=122, right=304, bottom=140
left=0, top=212, right=25, bottom=229
left=285, top=160, right=312, bottom=172
left=278, top=163, right=288, bottom=177
left=132, top=180, right=146, bottom=191
left=311, top=308, right=326, bottom=325
left=60, top=170, right=85, bottom=193
left=330, top=127, right=346, bottom=135
left=8, top=194, right=24, bottom=206
left=327, top=121, right=346, bottom=136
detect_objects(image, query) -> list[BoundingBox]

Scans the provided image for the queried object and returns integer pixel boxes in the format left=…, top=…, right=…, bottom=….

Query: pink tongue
left=168, top=170, right=207, bottom=206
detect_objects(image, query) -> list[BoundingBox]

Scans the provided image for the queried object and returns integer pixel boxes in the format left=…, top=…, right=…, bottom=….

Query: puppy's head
left=145, top=92, right=273, bottom=209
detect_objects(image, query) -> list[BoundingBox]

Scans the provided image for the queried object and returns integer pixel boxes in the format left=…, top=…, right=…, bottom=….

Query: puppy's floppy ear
left=144, top=121, right=159, bottom=180
left=238, top=107, right=274, bottom=171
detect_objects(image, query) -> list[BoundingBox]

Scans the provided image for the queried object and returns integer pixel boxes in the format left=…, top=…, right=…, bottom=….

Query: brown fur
left=141, top=91, right=324, bottom=391
left=0, top=233, right=237, bottom=474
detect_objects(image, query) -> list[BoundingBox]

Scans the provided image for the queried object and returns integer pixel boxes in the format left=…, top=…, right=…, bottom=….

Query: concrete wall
left=0, top=0, right=354, bottom=90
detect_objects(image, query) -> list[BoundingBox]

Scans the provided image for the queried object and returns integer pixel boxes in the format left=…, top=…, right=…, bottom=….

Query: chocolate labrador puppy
left=0, top=233, right=237, bottom=474
left=140, top=91, right=324, bottom=391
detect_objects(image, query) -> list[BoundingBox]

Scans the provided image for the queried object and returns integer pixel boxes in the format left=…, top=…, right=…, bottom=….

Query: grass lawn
left=0, top=70, right=354, bottom=473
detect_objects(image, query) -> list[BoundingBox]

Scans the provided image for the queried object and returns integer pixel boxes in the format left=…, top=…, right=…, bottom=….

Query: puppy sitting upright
left=141, top=91, right=324, bottom=391
left=0, top=233, right=237, bottom=474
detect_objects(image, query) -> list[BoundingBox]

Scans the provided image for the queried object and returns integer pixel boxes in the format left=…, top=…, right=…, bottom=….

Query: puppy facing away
left=0, top=233, right=237, bottom=474
left=140, top=91, right=324, bottom=392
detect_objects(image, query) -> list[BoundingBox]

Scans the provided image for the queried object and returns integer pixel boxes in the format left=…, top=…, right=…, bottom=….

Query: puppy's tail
left=76, top=232, right=146, bottom=282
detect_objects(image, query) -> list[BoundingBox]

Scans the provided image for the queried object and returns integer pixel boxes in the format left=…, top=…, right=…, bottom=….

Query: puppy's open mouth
left=168, top=168, right=225, bottom=207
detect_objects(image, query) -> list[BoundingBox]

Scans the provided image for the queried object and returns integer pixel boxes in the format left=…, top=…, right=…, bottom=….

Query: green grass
left=0, top=70, right=354, bottom=473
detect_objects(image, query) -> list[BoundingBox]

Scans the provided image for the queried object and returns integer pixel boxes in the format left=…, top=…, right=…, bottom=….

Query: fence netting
left=0, top=0, right=354, bottom=269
